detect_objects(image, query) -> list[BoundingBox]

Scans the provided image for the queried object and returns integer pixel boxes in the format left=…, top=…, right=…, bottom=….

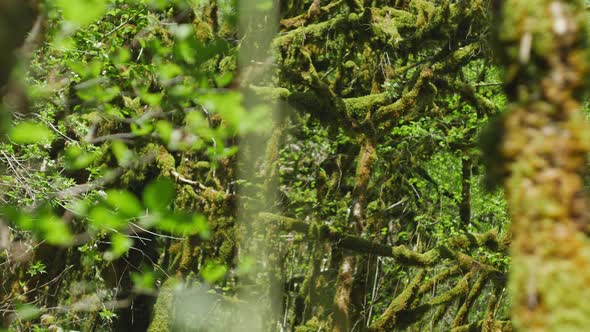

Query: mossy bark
left=493, top=0, right=590, bottom=330
left=147, top=279, right=175, bottom=332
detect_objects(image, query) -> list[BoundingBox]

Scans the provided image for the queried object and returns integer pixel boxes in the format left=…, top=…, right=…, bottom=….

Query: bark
left=332, top=254, right=356, bottom=332
left=0, top=0, right=37, bottom=89
left=493, top=0, right=590, bottom=329
left=460, top=157, right=471, bottom=227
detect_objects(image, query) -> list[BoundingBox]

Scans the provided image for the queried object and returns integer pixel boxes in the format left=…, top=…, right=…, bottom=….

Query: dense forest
left=1, top=0, right=590, bottom=331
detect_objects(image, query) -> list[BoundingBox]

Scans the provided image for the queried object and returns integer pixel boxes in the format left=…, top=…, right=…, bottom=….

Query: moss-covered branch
left=452, top=272, right=487, bottom=327
left=369, top=270, right=426, bottom=331
left=375, top=270, right=475, bottom=329
left=260, top=213, right=507, bottom=273
left=451, top=320, right=512, bottom=332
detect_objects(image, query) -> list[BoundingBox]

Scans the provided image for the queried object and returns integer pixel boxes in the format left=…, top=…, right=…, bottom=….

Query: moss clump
left=156, top=145, right=176, bottom=177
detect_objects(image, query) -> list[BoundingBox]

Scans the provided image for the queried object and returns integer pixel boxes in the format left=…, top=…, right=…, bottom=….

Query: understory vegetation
left=2, top=0, right=590, bottom=331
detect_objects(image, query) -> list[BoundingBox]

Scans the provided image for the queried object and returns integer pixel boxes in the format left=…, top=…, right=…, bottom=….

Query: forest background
left=1, top=0, right=589, bottom=331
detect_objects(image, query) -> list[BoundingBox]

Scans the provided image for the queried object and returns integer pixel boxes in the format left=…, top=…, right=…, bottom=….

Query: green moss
left=175, top=184, right=199, bottom=211
left=178, top=238, right=193, bottom=274
left=294, top=316, right=323, bottom=332
left=410, top=0, right=436, bottom=27
left=218, top=54, right=237, bottom=73
left=392, top=246, right=439, bottom=266
left=343, top=93, right=391, bottom=120
left=371, top=270, right=425, bottom=331
left=452, top=273, right=487, bottom=327
left=272, top=12, right=363, bottom=49
left=417, top=265, right=462, bottom=297
left=430, top=271, right=471, bottom=306
left=370, top=7, right=415, bottom=45
left=194, top=20, right=214, bottom=40
left=147, top=279, right=176, bottom=332
left=249, top=86, right=291, bottom=101
left=493, top=0, right=590, bottom=329
left=156, top=146, right=176, bottom=177
left=218, top=238, right=234, bottom=263
left=375, top=67, right=434, bottom=125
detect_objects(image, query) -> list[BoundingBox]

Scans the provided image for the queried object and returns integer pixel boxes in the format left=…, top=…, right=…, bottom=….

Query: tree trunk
left=493, top=0, right=590, bottom=329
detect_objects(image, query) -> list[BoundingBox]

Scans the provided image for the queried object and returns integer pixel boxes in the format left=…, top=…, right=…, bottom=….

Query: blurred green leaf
left=214, top=72, right=234, bottom=87
left=0, top=207, right=33, bottom=229
left=158, top=63, right=183, bottom=81
left=111, top=141, right=134, bottom=166
left=56, top=0, right=108, bottom=26
left=139, top=89, right=163, bottom=106
left=131, top=123, right=154, bottom=136
left=143, top=178, right=175, bottom=212
left=155, top=120, right=174, bottom=143
left=201, top=261, right=227, bottom=283
left=194, top=214, right=211, bottom=239
left=64, top=145, right=97, bottom=170
left=89, top=206, right=127, bottom=230
left=106, top=233, right=133, bottom=260
left=9, top=121, right=54, bottom=144
left=131, top=271, right=155, bottom=293
left=15, top=304, right=41, bottom=321
left=105, top=190, right=143, bottom=217
left=39, top=214, right=74, bottom=246
left=156, top=213, right=209, bottom=236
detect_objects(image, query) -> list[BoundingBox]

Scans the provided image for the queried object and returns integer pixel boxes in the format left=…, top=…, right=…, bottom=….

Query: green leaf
left=56, top=0, right=108, bottom=26
left=131, top=271, right=155, bottom=293
left=15, top=304, right=41, bottom=321
left=130, top=123, right=154, bottom=136
left=139, top=89, right=163, bottom=106
left=158, top=63, right=183, bottom=81
left=105, top=190, right=143, bottom=217
left=27, top=261, right=47, bottom=277
left=9, top=121, right=54, bottom=144
left=105, top=233, right=133, bottom=260
left=155, top=120, right=174, bottom=143
left=156, top=213, right=209, bottom=236
left=111, top=141, right=134, bottom=166
left=143, top=178, right=175, bottom=212
left=89, top=206, right=127, bottom=230
left=214, top=72, right=234, bottom=87
left=200, top=261, right=228, bottom=283
left=194, top=214, right=211, bottom=239
left=39, top=214, right=74, bottom=246
left=0, top=207, right=33, bottom=229
left=64, top=145, right=97, bottom=170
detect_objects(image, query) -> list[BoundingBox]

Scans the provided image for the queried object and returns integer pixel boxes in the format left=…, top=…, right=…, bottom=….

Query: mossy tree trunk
left=493, top=0, right=590, bottom=330
left=1, top=0, right=521, bottom=330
